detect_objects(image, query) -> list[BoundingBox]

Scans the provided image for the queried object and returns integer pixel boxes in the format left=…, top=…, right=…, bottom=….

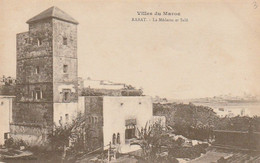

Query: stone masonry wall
left=14, top=19, right=54, bottom=142
left=13, top=102, right=53, bottom=126
left=53, top=19, right=78, bottom=103
left=84, top=96, right=104, bottom=150
left=14, top=15, right=78, bottom=145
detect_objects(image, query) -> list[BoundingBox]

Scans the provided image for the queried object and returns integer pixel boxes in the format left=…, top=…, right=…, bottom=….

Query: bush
left=47, top=112, right=89, bottom=162
left=154, top=103, right=217, bottom=141
left=4, top=137, right=27, bottom=149
left=168, top=143, right=208, bottom=159
left=4, top=137, right=14, bottom=148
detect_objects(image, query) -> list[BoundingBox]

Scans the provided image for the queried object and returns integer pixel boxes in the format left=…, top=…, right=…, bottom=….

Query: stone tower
left=12, top=6, right=79, bottom=144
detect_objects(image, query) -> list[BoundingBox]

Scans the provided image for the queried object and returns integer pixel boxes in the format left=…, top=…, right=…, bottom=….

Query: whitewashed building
left=79, top=96, right=154, bottom=153
left=0, top=96, right=15, bottom=145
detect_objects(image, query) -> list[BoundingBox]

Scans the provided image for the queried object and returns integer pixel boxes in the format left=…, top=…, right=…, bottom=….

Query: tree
left=48, top=112, right=88, bottom=160
left=154, top=103, right=218, bottom=140
left=130, top=121, right=170, bottom=162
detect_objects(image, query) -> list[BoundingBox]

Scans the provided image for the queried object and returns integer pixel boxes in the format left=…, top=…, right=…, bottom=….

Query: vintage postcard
left=0, top=0, right=260, bottom=162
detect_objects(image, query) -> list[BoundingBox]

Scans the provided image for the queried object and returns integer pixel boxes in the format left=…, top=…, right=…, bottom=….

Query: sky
left=0, top=0, right=260, bottom=99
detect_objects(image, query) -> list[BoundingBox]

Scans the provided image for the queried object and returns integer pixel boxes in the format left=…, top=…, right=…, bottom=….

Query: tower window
left=35, top=66, right=40, bottom=74
left=63, top=65, right=68, bottom=73
left=63, top=37, right=67, bottom=45
left=35, top=88, right=42, bottom=100
left=63, top=89, right=71, bottom=102
left=64, top=92, right=69, bottom=101
left=37, top=38, right=42, bottom=46
left=24, top=38, right=29, bottom=44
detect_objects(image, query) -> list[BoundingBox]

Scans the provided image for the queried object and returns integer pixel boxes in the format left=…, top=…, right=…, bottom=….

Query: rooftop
left=26, top=6, right=79, bottom=24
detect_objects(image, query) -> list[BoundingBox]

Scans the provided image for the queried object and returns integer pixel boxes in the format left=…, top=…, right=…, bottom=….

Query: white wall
left=78, top=96, right=85, bottom=113
left=0, top=96, right=14, bottom=145
left=103, top=96, right=153, bottom=149
left=53, top=103, right=78, bottom=126
left=83, top=79, right=125, bottom=90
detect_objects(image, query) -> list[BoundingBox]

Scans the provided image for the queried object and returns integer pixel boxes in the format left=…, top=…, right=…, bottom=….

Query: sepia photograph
left=0, top=0, right=260, bottom=162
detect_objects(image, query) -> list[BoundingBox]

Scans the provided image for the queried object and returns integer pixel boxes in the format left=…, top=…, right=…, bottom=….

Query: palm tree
left=130, top=121, right=168, bottom=162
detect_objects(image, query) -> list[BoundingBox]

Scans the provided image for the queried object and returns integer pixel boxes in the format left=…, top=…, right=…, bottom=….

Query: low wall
left=10, top=123, right=49, bottom=146
left=213, top=130, right=260, bottom=150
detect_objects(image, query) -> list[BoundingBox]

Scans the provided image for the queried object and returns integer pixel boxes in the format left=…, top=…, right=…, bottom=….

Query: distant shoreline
left=193, top=102, right=260, bottom=116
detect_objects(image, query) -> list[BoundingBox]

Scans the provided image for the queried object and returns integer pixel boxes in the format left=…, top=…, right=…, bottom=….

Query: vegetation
left=47, top=112, right=90, bottom=162
left=80, top=87, right=105, bottom=96
left=214, top=115, right=260, bottom=132
left=130, top=121, right=168, bottom=162
left=153, top=102, right=260, bottom=141
left=131, top=121, right=209, bottom=163
left=2, top=113, right=90, bottom=162
left=4, top=102, right=259, bottom=162
left=80, top=85, right=143, bottom=96
left=4, top=138, right=27, bottom=149
left=154, top=103, right=217, bottom=140
left=49, top=113, right=86, bottom=151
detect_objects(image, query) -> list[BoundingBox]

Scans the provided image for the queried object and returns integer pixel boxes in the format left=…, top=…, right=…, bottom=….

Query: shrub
left=4, top=138, right=27, bottom=149
left=4, top=137, right=14, bottom=148
left=47, top=112, right=89, bottom=162
left=168, top=143, right=208, bottom=159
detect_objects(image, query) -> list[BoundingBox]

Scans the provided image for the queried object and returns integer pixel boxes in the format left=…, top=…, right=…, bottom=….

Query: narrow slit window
left=35, top=66, right=40, bottom=74
left=63, top=65, right=68, bottom=73
left=63, top=37, right=67, bottom=45
left=63, top=89, right=71, bottom=102
left=35, top=88, right=42, bottom=100
left=64, top=92, right=69, bottom=101
left=37, top=38, right=42, bottom=46
left=24, top=38, right=29, bottom=44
